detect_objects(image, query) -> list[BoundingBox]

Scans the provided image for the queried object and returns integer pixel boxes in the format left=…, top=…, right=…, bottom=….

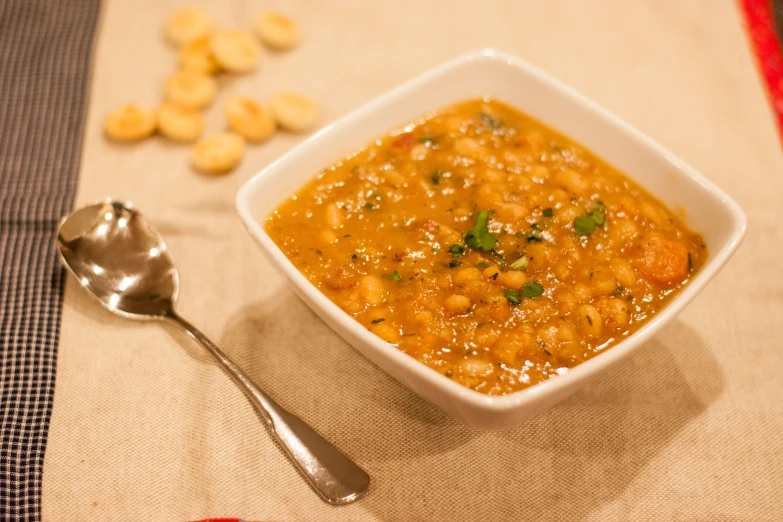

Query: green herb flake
left=475, top=261, right=490, bottom=268
left=542, top=207, right=554, bottom=218
left=384, top=271, right=402, bottom=282
left=464, top=209, right=498, bottom=251
left=509, top=256, right=528, bottom=271
left=574, top=215, right=597, bottom=236
left=351, top=254, right=357, bottom=263
left=449, top=260, right=463, bottom=268
left=504, top=289, right=521, bottom=305
left=526, top=229, right=543, bottom=242
left=575, top=201, right=608, bottom=236
left=522, top=319, right=533, bottom=325
left=371, top=318, right=385, bottom=324
left=431, top=169, right=443, bottom=185
left=363, top=202, right=377, bottom=211
left=614, top=285, right=624, bottom=295
left=449, top=244, right=465, bottom=257
left=480, top=112, right=501, bottom=129
left=492, top=251, right=506, bottom=271
left=522, top=282, right=544, bottom=298
left=586, top=210, right=605, bottom=226
left=514, top=231, right=525, bottom=238
left=419, top=136, right=436, bottom=146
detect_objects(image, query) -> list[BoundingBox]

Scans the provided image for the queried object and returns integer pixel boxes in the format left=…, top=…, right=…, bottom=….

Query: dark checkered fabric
left=0, top=1, right=101, bottom=520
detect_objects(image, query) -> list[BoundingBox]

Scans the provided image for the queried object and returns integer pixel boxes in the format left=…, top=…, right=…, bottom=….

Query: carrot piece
left=634, top=232, right=689, bottom=285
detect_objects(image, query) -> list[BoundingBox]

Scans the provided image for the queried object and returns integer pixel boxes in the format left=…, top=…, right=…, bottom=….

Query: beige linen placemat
left=43, top=0, right=783, bottom=520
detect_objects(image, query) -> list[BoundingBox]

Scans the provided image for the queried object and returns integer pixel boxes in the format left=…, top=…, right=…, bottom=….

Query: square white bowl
left=236, top=49, right=746, bottom=430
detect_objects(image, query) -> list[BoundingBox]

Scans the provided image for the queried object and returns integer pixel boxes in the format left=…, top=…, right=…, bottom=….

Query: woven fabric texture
left=42, top=0, right=783, bottom=520
left=0, top=0, right=100, bottom=520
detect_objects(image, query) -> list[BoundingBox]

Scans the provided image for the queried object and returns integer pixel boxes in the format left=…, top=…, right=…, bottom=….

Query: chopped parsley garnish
left=431, top=169, right=443, bottom=185
left=480, top=112, right=501, bottom=129
left=587, top=209, right=604, bottom=226
left=371, top=318, right=385, bottom=324
left=509, top=256, right=528, bottom=271
left=363, top=202, right=377, bottom=210
left=574, top=201, right=607, bottom=236
left=574, top=215, right=597, bottom=236
left=522, top=282, right=544, bottom=298
left=449, top=244, right=465, bottom=257
left=542, top=207, right=554, bottom=218
left=526, top=228, right=543, bottom=242
left=614, top=285, right=624, bottom=295
left=504, top=289, right=521, bottom=305
left=464, top=209, right=497, bottom=251
left=383, top=271, right=402, bottom=282
left=419, top=136, right=436, bottom=146
left=514, top=231, right=525, bottom=238
left=491, top=251, right=506, bottom=271
left=449, top=260, right=463, bottom=268
left=351, top=254, right=357, bottom=262
left=475, top=261, right=490, bottom=268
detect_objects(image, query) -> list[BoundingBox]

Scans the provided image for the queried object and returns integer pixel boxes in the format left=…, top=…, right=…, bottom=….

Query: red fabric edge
left=738, top=0, right=783, bottom=145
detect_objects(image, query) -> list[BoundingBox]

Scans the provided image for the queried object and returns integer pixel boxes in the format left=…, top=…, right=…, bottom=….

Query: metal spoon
left=56, top=199, right=370, bottom=505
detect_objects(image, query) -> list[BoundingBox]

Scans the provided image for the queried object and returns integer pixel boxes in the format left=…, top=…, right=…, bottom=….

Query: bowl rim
left=237, top=48, right=747, bottom=412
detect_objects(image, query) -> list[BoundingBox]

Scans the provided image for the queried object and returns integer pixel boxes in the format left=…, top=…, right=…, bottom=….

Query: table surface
left=42, top=0, right=783, bottom=520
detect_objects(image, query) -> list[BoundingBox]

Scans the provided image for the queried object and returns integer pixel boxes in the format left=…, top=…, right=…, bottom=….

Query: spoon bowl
left=56, top=199, right=370, bottom=505
left=57, top=200, right=178, bottom=319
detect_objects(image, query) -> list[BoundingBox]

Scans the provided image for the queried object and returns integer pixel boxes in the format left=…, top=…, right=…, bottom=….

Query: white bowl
left=236, top=49, right=746, bottom=430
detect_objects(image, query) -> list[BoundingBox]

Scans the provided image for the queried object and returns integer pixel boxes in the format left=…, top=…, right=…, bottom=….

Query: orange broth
left=265, top=98, right=707, bottom=395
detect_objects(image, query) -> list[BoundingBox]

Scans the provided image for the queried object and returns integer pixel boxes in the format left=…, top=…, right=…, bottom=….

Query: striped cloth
left=0, top=1, right=100, bottom=520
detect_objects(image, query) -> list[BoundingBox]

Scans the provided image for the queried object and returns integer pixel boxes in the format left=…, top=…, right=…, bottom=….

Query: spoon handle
left=167, top=312, right=370, bottom=505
